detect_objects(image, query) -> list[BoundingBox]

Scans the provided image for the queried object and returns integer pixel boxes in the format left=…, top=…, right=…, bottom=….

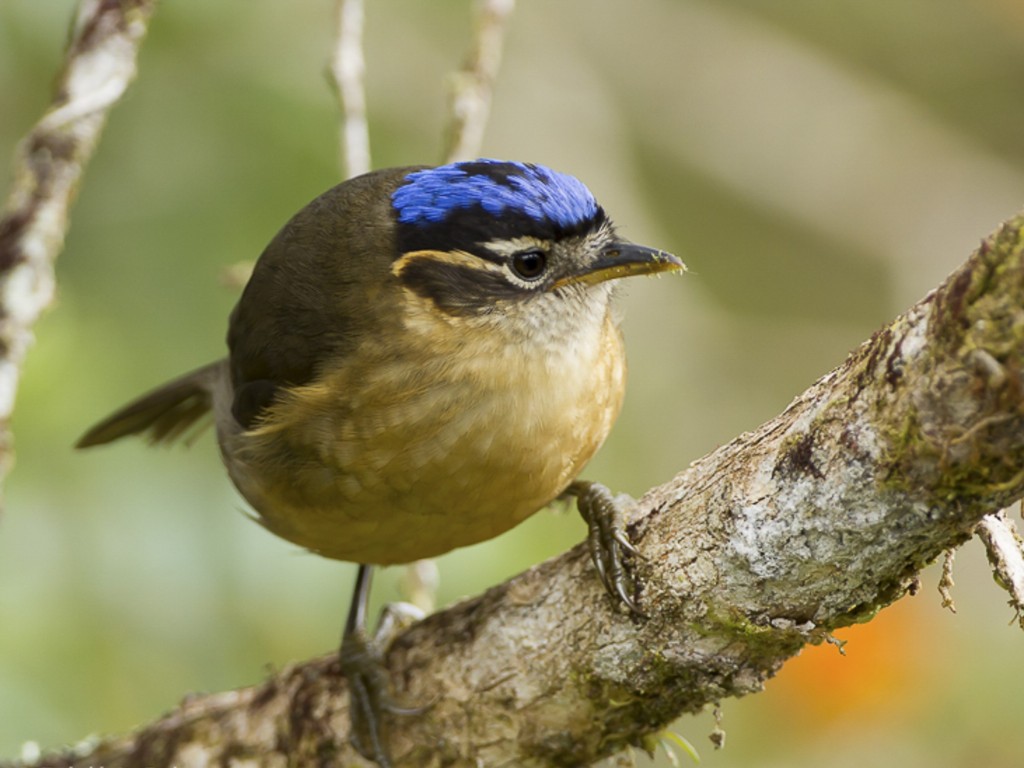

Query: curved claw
left=339, top=566, right=426, bottom=767
left=567, top=480, right=644, bottom=614
left=340, top=627, right=393, bottom=767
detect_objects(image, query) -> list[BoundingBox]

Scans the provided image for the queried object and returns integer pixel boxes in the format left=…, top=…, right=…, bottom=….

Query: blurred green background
left=2, top=1, right=1024, bottom=766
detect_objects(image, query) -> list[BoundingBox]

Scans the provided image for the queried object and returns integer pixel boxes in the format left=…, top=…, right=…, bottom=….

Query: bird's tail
left=76, top=361, right=224, bottom=448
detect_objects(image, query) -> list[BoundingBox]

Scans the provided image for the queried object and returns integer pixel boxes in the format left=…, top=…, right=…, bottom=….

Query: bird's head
left=224, top=159, right=683, bottom=429
left=388, top=159, right=684, bottom=327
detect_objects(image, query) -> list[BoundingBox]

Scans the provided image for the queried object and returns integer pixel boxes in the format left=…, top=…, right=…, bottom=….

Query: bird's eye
left=510, top=250, right=547, bottom=280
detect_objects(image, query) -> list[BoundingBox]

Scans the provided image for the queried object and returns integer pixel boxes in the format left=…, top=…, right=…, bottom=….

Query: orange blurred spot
left=765, top=597, right=939, bottom=727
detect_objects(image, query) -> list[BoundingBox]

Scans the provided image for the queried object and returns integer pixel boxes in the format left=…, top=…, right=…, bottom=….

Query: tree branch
left=15, top=210, right=1024, bottom=765
left=0, top=0, right=156, bottom=492
left=976, top=509, right=1024, bottom=626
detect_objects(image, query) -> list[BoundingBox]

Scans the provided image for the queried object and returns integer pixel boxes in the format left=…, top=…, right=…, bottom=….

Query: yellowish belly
left=221, top=313, right=625, bottom=564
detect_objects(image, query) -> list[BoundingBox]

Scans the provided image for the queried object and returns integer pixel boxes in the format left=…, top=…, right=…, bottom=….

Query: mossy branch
left=14, top=215, right=1024, bottom=766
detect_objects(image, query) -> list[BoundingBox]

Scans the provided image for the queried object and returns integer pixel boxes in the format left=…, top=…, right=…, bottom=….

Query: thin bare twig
left=442, top=0, right=516, bottom=163
left=0, top=0, right=156, bottom=493
left=398, top=558, right=440, bottom=614
left=976, top=510, right=1024, bottom=627
left=329, top=0, right=371, bottom=179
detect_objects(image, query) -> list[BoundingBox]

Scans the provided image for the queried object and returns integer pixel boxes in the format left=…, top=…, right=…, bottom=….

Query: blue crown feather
left=392, top=159, right=599, bottom=229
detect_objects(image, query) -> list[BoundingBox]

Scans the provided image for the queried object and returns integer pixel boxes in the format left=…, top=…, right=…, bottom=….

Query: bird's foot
left=340, top=565, right=426, bottom=768
left=340, top=626, right=394, bottom=766
left=339, top=608, right=425, bottom=767
left=566, top=479, right=643, bottom=614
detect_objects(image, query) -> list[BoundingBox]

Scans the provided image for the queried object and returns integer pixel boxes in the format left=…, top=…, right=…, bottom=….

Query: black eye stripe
left=397, top=254, right=522, bottom=316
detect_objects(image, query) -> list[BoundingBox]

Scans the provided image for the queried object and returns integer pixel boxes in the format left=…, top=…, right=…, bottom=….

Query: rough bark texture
left=11, top=215, right=1024, bottom=766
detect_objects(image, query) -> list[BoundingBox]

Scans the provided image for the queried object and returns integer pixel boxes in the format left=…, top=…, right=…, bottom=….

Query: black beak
left=555, top=242, right=685, bottom=288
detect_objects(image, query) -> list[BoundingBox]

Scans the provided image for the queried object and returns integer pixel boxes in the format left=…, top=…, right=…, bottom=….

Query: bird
left=76, top=158, right=684, bottom=765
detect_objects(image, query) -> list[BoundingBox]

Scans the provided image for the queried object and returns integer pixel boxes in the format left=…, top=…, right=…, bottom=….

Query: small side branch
left=329, top=0, right=371, bottom=179
left=976, top=510, right=1024, bottom=627
left=442, top=0, right=516, bottom=163
left=0, top=0, right=156, bottom=492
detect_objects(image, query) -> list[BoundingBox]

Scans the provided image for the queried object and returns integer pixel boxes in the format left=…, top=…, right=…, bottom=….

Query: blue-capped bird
left=77, top=159, right=684, bottom=765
